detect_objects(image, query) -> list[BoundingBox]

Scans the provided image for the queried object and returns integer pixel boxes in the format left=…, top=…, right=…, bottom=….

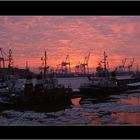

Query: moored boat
left=79, top=51, right=128, bottom=96
left=0, top=73, right=73, bottom=111
left=24, top=74, right=34, bottom=97
left=127, top=82, right=140, bottom=90
left=0, top=78, right=9, bottom=95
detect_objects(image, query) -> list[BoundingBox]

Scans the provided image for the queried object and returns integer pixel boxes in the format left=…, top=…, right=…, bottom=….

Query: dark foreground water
left=0, top=92, right=140, bottom=126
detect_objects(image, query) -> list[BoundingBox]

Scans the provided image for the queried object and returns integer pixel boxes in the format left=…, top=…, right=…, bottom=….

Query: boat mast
left=44, top=50, right=47, bottom=75
left=103, top=51, right=107, bottom=70
left=40, top=50, right=48, bottom=76
left=26, top=61, right=29, bottom=70
left=136, top=63, right=139, bottom=72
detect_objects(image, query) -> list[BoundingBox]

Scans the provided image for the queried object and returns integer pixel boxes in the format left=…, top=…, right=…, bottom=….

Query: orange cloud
left=0, top=16, right=140, bottom=72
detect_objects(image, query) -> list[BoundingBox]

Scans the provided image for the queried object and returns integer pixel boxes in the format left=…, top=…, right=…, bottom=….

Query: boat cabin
left=116, top=75, right=139, bottom=86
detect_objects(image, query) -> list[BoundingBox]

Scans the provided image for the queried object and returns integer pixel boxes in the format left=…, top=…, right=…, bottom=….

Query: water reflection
left=0, top=114, right=9, bottom=119
left=81, top=112, right=101, bottom=125
left=79, top=95, right=113, bottom=105
left=71, top=97, right=81, bottom=105
left=118, top=95, right=140, bottom=106
left=1, top=92, right=140, bottom=125
left=3, top=98, right=73, bottom=113
left=69, top=94, right=140, bottom=125
left=111, top=112, right=140, bottom=125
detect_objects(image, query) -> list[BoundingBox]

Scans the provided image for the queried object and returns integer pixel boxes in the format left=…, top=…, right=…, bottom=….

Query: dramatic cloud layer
left=0, top=16, right=140, bottom=72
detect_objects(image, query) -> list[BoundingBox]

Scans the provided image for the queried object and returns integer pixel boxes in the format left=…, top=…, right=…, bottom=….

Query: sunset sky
left=0, top=16, right=140, bottom=72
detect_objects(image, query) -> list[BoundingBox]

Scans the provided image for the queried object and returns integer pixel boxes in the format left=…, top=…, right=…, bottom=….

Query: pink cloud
left=0, top=16, right=140, bottom=72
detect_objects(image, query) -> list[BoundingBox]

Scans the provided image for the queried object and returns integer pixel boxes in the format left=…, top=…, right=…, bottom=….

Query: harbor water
left=0, top=77, right=140, bottom=126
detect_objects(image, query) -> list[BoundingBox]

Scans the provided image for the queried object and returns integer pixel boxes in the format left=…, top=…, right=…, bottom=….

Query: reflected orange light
left=119, top=96, right=140, bottom=106
left=112, top=112, right=140, bottom=125
left=71, top=97, right=81, bottom=105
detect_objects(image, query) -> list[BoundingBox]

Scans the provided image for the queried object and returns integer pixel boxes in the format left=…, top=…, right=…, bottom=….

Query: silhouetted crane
left=75, top=52, right=90, bottom=74
left=75, top=61, right=81, bottom=73
left=59, top=54, right=71, bottom=73
left=117, top=58, right=127, bottom=72
left=0, top=48, right=14, bottom=68
left=127, top=58, right=134, bottom=72
left=8, top=49, right=14, bottom=68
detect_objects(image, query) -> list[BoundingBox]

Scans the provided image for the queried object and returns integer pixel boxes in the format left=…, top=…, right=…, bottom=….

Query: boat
left=24, top=74, right=34, bottom=97
left=0, top=92, right=72, bottom=112
left=1, top=72, right=72, bottom=106
left=80, top=82, right=127, bottom=96
left=33, top=73, right=72, bottom=101
left=0, top=73, right=73, bottom=111
left=0, top=50, right=73, bottom=110
left=29, top=50, right=73, bottom=101
left=0, top=78, right=9, bottom=95
left=127, top=82, right=140, bottom=90
left=79, top=52, right=128, bottom=96
left=0, top=74, right=24, bottom=99
left=22, top=72, right=72, bottom=102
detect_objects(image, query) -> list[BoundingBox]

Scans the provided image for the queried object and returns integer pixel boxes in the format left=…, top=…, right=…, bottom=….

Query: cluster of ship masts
left=0, top=48, right=138, bottom=73
left=97, top=52, right=136, bottom=72
left=39, top=51, right=91, bottom=74
left=40, top=50, right=138, bottom=74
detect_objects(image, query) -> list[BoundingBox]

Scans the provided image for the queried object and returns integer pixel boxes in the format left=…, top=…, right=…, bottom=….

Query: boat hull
left=0, top=93, right=72, bottom=112
left=79, top=85, right=128, bottom=96
left=0, top=89, right=9, bottom=95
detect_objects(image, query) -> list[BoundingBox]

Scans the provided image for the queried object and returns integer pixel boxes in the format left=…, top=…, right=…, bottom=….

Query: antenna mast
left=44, top=50, right=47, bottom=75
left=8, top=49, right=14, bottom=68
left=103, top=51, right=107, bottom=70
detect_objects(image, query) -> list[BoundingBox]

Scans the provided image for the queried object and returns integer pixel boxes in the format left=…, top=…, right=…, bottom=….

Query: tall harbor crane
left=74, top=52, right=90, bottom=74
left=0, top=48, right=14, bottom=68
left=116, top=58, right=127, bottom=72
left=80, top=52, right=90, bottom=73
left=116, top=58, right=135, bottom=72
left=8, top=49, right=14, bottom=68
left=127, top=58, right=134, bottom=72
left=61, top=54, right=71, bottom=73
left=56, top=54, right=71, bottom=74
left=75, top=61, right=81, bottom=73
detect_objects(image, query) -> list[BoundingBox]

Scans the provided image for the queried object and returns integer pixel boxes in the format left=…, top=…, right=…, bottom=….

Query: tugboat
left=79, top=51, right=128, bottom=96
left=0, top=72, right=72, bottom=111
left=8, top=51, right=72, bottom=107
left=29, top=50, right=72, bottom=102
left=31, top=72, right=72, bottom=102
left=0, top=51, right=72, bottom=110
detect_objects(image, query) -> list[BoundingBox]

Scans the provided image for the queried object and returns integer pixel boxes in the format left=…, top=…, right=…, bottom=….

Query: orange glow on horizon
left=0, top=16, right=140, bottom=72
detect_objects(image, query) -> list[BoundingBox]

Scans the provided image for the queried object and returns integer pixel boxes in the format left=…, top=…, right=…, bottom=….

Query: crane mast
left=8, top=49, right=14, bottom=68
left=0, top=48, right=5, bottom=68
left=0, top=48, right=14, bottom=69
